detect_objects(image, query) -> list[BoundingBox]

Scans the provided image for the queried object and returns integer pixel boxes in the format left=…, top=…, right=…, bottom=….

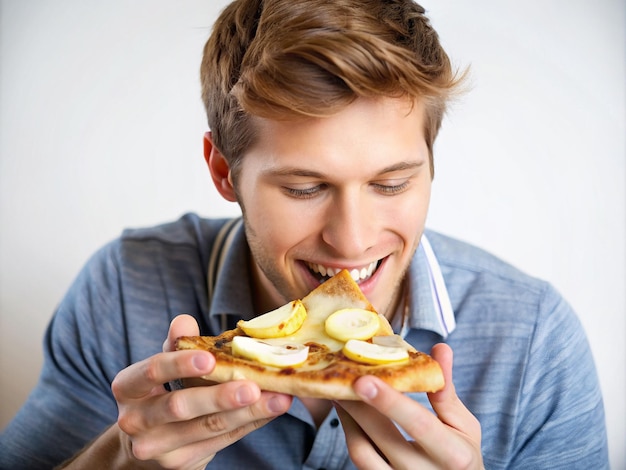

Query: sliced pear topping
left=325, top=308, right=380, bottom=342
left=237, top=300, right=307, bottom=339
left=372, top=334, right=415, bottom=352
left=343, top=339, right=409, bottom=365
left=231, top=336, right=309, bottom=368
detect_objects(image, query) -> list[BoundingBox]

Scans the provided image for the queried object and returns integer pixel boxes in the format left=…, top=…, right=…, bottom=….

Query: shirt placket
left=303, top=407, right=352, bottom=470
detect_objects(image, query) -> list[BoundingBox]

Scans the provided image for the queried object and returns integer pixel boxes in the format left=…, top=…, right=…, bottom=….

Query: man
left=0, top=0, right=608, bottom=468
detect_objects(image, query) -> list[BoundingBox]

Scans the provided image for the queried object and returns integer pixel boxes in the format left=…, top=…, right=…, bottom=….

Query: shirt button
left=330, top=418, right=340, bottom=428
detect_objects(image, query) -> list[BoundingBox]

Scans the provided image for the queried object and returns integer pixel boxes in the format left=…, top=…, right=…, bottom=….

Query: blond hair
left=201, top=0, right=465, bottom=177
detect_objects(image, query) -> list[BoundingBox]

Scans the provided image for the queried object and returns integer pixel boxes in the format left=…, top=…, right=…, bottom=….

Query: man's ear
left=204, top=132, right=237, bottom=202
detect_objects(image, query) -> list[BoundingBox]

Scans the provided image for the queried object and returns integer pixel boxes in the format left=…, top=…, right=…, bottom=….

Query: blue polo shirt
left=0, top=213, right=609, bottom=469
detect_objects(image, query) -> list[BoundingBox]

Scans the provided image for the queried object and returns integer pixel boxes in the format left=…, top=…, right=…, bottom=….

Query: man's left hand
left=335, top=343, right=483, bottom=469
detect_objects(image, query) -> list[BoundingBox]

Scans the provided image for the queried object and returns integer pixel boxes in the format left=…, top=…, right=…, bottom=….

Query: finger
left=130, top=389, right=292, bottom=460
left=353, top=376, right=456, bottom=462
left=338, top=398, right=430, bottom=470
left=334, top=402, right=391, bottom=470
left=112, top=350, right=215, bottom=400
left=182, top=388, right=293, bottom=436
left=164, top=314, right=200, bottom=353
left=428, top=344, right=481, bottom=439
left=139, top=380, right=263, bottom=430
left=133, top=403, right=282, bottom=469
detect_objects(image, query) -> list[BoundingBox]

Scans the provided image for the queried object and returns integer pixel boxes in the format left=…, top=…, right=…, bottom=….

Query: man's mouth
left=305, top=260, right=381, bottom=284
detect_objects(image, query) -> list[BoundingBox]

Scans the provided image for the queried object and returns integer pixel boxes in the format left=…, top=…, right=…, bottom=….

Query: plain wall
left=1, top=1, right=624, bottom=467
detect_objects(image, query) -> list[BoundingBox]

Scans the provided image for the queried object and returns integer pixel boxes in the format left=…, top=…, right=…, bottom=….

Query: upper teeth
left=307, top=261, right=378, bottom=283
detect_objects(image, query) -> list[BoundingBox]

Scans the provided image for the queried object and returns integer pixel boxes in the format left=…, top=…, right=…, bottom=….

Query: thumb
left=163, top=314, right=200, bottom=353
left=429, top=342, right=455, bottom=402
left=428, top=343, right=481, bottom=439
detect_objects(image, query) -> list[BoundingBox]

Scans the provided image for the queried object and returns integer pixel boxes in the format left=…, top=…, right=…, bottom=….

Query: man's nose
left=321, top=192, right=375, bottom=258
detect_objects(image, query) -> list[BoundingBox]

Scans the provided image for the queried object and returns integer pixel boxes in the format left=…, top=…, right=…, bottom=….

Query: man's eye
left=283, top=185, right=324, bottom=199
left=373, top=181, right=410, bottom=195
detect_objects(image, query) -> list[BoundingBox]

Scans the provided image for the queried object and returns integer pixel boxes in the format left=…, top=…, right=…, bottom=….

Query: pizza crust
left=176, top=270, right=445, bottom=399
left=177, top=333, right=443, bottom=399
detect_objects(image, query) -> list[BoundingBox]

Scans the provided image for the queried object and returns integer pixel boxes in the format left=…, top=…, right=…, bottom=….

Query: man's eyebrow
left=378, top=160, right=425, bottom=174
left=262, top=160, right=425, bottom=178
left=262, top=167, right=325, bottom=178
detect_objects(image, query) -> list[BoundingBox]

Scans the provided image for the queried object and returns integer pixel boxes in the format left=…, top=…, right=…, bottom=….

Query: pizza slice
left=176, top=270, right=444, bottom=400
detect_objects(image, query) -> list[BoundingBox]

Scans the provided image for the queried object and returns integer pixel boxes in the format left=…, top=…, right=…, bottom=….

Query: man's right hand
left=109, top=314, right=293, bottom=469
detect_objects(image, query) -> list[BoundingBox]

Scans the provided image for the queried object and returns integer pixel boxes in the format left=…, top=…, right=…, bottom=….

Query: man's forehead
left=237, top=107, right=428, bottom=183
left=248, top=97, right=425, bottom=143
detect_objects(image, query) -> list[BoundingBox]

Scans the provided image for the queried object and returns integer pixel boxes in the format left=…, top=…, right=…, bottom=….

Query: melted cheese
left=264, top=289, right=371, bottom=352
left=230, top=271, right=398, bottom=371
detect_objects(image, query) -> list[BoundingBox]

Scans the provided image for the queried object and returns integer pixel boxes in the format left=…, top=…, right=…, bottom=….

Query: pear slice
left=231, top=336, right=309, bottom=368
left=237, top=300, right=307, bottom=339
left=372, top=334, right=416, bottom=352
left=325, top=308, right=380, bottom=342
left=343, top=339, right=409, bottom=365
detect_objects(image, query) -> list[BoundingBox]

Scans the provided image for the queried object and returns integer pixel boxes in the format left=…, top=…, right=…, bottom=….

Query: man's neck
left=248, top=258, right=284, bottom=315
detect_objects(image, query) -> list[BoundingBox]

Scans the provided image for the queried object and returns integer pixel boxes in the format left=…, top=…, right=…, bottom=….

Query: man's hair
left=201, top=0, right=465, bottom=178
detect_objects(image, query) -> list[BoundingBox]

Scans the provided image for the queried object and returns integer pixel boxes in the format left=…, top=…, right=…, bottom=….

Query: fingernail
left=268, top=396, right=288, bottom=413
left=192, top=353, right=210, bottom=371
left=236, top=386, right=254, bottom=405
left=357, top=381, right=378, bottom=400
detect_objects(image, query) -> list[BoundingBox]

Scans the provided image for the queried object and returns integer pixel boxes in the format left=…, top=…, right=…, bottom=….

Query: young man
left=0, top=0, right=608, bottom=468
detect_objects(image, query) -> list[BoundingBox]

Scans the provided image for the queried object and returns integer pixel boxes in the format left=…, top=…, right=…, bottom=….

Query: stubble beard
left=240, top=208, right=301, bottom=305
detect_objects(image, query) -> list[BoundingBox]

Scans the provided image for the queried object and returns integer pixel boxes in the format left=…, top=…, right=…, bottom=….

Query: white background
left=1, top=1, right=624, bottom=467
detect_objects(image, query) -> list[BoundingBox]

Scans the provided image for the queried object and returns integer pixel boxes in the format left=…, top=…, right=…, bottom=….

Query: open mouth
left=306, top=260, right=381, bottom=284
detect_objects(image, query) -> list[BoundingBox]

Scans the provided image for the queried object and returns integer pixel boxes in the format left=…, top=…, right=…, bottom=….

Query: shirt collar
left=405, top=233, right=456, bottom=338
left=207, top=222, right=456, bottom=338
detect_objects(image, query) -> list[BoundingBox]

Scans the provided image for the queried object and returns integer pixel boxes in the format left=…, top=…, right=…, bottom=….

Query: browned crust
left=176, top=334, right=444, bottom=400
left=175, top=270, right=444, bottom=399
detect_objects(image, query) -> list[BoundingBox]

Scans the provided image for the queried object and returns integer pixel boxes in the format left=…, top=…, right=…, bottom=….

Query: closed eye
left=371, top=180, right=410, bottom=195
left=282, top=184, right=327, bottom=199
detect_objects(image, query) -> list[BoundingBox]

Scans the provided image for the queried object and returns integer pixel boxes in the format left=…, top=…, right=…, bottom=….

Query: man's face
left=235, top=97, right=432, bottom=319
